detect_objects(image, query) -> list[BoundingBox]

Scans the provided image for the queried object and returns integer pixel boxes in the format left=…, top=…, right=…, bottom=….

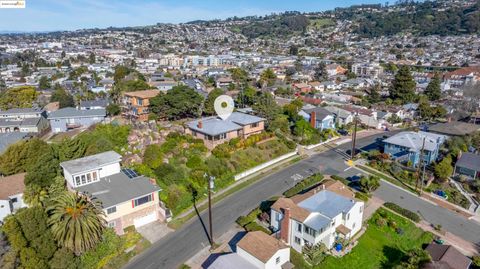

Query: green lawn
left=292, top=208, right=433, bottom=269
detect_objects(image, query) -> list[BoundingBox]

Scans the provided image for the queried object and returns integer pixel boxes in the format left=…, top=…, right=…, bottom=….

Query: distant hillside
left=354, top=1, right=480, bottom=37
left=232, top=13, right=310, bottom=39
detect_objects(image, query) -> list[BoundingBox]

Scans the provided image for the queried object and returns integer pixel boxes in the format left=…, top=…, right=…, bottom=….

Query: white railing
left=234, top=150, right=299, bottom=181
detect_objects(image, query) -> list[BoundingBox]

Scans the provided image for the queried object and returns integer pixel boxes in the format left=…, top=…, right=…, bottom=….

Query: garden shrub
left=244, top=222, right=271, bottom=234
left=355, top=192, right=370, bottom=202
left=384, top=202, right=421, bottom=223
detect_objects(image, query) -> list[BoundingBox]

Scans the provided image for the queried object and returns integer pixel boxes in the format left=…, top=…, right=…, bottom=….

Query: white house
left=60, top=151, right=167, bottom=234
left=270, top=185, right=364, bottom=253
left=208, top=231, right=291, bottom=269
left=0, top=173, right=27, bottom=223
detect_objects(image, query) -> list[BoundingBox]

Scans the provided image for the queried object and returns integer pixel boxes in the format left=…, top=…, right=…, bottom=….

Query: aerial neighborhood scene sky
left=0, top=0, right=480, bottom=269
left=0, top=0, right=385, bottom=31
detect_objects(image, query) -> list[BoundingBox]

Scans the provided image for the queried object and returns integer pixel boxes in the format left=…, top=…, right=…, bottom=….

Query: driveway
left=136, top=221, right=173, bottom=244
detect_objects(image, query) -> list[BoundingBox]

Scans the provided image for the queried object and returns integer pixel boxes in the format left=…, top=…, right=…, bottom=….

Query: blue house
left=383, top=131, right=446, bottom=167
left=48, top=107, right=106, bottom=133
left=299, top=107, right=335, bottom=131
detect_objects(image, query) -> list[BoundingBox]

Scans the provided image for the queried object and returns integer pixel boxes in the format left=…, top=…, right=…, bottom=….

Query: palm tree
left=47, top=192, right=106, bottom=255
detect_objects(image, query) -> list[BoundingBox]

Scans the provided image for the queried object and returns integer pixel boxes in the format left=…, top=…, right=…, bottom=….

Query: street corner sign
left=0, top=0, right=26, bottom=8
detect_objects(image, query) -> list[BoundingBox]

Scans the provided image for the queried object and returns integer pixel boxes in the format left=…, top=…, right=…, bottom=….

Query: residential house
left=299, top=106, right=335, bottom=131
left=383, top=131, right=447, bottom=167
left=270, top=183, right=364, bottom=253
left=324, top=106, right=354, bottom=126
left=185, top=112, right=265, bottom=149
left=216, top=77, right=234, bottom=88
left=326, top=64, right=347, bottom=77
left=293, top=83, right=312, bottom=94
left=79, top=99, right=109, bottom=110
left=0, top=173, right=27, bottom=222
left=443, top=66, right=480, bottom=89
left=60, top=151, right=166, bottom=235
left=122, top=90, right=161, bottom=122
left=208, top=231, right=291, bottom=269
left=454, top=152, right=480, bottom=180
left=428, top=122, right=480, bottom=137
left=0, top=108, right=49, bottom=134
left=342, top=106, right=383, bottom=129
left=424, top=244, right=472, bottom=269
left=48, top=107, right=106, bottom=133
left=0, top=132, right=29, bottom=154
left=149, top=80, right=177, bottom=91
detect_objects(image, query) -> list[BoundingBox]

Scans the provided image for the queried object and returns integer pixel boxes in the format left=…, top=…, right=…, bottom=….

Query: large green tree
left=204, top=88, right=224, bottom=115
left=389, top=66, right=416, bottom=104
left=313, top=62, right=328, bottom=81
left=150, top=85, right=204, bottom=120
left=259, top=68, right=277, bottom=87
left=0, top=86, right=38, bottom=110
left=0, top=138, right=51, bottom=175
left=434, top=156, right=453, bottom=182
left=424, top=74, right=442, bottom=101
left=359, top=175, right=381, bottom=193
left=50, top=84, right=75, bottom=108
left=252, top=92, right=282, bottom=126
left=47, top=192, right=106, bottom=256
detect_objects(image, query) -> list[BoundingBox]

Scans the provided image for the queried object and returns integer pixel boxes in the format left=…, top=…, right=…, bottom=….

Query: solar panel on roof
left=122, top=168, right=138, bottom=179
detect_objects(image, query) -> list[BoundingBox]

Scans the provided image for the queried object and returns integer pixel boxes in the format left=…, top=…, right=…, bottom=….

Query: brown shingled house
left=424, top=244, right=472, bottom=269
left=122, top=90, right=161, bottom=121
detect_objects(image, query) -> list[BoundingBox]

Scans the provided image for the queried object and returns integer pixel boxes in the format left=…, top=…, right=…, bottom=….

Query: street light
left=351, top=112, right=359, bottom=160
left=204, top=173, right=215, bottom=247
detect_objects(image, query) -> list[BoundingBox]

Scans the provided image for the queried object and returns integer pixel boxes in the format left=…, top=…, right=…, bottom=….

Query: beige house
left=185, top=112, right=265, bottom=149
left=60, top=151, right=168, bottom=235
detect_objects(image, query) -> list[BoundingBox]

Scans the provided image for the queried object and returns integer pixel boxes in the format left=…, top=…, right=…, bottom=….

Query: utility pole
left=416, top=137, right=426, bottom=194
left=205, top=173, right=215, bottom=247
left=351, top=112, right=358, bottom=160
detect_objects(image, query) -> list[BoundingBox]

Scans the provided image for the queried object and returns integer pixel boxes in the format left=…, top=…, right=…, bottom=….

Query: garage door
left=133, top=212, right=157, bottom=228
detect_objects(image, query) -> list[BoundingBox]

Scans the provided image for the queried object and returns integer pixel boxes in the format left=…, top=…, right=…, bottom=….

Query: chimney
left=310, top=111, right=316, bottom=129
left=322, top=184, right=325, bottom=190
left=197, top=120, right=203, bottom=129
left=280, top=208, right=291, bottom=244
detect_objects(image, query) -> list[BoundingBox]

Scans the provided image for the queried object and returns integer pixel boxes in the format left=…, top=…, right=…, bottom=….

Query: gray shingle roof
left=60, top=151, right=121, bottom=175
left=0, top=108, right=44, bottom=115
left=0, top=132, right=28, bottom=154
left=383, top=131, right=446, bottom=152
left=302, top=107, right=333, bottom=121
left=80, top=99, right=109, bottom=108
left=186, top=112, right=264, bottom=136
left=75, top=171, right=160, bottom=208
left=298, top=190, right=356, bottom=219
left=456, top=152, right=480, bottom=172
left=48, top=107, right=106, bottom=119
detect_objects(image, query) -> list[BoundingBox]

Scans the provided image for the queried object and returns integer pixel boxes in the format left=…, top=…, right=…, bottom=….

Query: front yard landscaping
left=292, top=208, right=433, bottom=269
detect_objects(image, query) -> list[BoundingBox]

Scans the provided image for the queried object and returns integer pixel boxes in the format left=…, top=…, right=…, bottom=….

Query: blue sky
left=0, top=0, right=385, bottom=32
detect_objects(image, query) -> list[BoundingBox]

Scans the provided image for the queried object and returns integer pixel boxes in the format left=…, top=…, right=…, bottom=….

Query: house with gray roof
left=270, top=189, right=364, bottom=253
left=48, top=107, right=106, bottom=133
left=185, top=112, right=265, bottom=149
left=299, top=106, right=335, bottom=131
left=60, top=151, right=165, bottom=235
left=0, top=108, right=49, bottom=134
left=79, top=99, right=110, bottom=110
left=383, top=131, right=446, bottom=167
left=454, top=152, right=480, bottom=180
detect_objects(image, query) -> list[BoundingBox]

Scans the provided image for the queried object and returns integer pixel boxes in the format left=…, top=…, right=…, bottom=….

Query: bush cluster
left=384, top=202, right=421, bottom=223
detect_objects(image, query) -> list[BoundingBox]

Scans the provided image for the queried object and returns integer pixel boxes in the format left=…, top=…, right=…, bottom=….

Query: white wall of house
left=237, top=247, right=266, bottom=269
left=264, top=248, right=290, bottom=269
left=98, top=162, right=121, bottom=178
left=343, top=202, right=364, bottom=237
left=0, top=200, right=12, bottom=222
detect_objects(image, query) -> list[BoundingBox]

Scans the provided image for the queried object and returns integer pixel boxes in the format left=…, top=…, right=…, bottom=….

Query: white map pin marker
left=214, top=95, right=234, bottom=120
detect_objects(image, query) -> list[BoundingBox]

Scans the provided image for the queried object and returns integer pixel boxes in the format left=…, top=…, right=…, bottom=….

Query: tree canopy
left=389, top=66, right=416, bottom=104
left=0, top=86, right=38, bottom=110
left=149, top=85, right=204, bottom=120
left=424, top=74, right=442, bottom=101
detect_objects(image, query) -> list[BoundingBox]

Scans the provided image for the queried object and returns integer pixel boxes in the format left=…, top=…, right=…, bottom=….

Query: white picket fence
left=234, top=150, right=299, bottom=181
left=303, top=137, right=337, bottom=150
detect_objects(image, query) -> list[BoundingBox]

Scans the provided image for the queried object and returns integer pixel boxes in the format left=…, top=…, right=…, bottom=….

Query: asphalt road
left=124, top=131, right=480, bottom=269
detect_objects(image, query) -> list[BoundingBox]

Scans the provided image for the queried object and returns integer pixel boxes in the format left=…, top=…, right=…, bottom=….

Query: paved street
left=124, top=131, right=480, bottom=269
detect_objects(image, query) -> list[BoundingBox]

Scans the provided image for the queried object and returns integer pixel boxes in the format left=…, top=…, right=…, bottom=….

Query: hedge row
left=384, top=202, right=421, bottom=223
left=284, top=174, right=324, bottom=198
left=355, top=192, right=370, bottom=202
left=331, top=175, right=350, bottom=186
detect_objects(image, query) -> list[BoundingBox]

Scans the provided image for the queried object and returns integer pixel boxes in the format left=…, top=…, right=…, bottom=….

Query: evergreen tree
left=424, top=74, right=442, bottom=101
left=50, top=84, right=75, bottom=108
left=313, top=62, right=328, bottom=81
left=204, top=88, right=224, bottom=115
left=389, top=66, right=416, bottom=104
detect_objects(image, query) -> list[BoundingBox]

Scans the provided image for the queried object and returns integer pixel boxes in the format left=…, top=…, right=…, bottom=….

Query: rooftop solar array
left=122, top=168, right=139, bottom=179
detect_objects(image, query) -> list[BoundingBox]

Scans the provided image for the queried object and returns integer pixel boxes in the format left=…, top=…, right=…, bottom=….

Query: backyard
left=292, top=208, right=434, bottom=269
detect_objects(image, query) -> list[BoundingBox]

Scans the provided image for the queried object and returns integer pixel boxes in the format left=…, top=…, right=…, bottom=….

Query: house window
left=347, top=213, right=350, bottom=220
left=108, top=221, right=116, bottom=228
left=81, top=175, right=86, bottom=185
left=251, top=122, right=259, bottom=128
left=297, top=223, right=302, bottom=232
left=107, top=207, right=116, bottom=214
left=92, top=172, right=98, bottom=181
left=75, top=176, right=81, bottom=186
left=276, top=257, right=280, bottom=264
left=331, top=220, right=336, bottom=227
left=86, top=173, right=92, bottom=183
left=276, top=211, right=281, bottom=221
left=304, top=226, right=316, bottom=237
left=353, top=223, right=356, bottom=229
left=11, top=197, right=17, bottom=203
left=294, top=236, right=301, bottom=245
left=134, top=194, right=152, bottom=207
